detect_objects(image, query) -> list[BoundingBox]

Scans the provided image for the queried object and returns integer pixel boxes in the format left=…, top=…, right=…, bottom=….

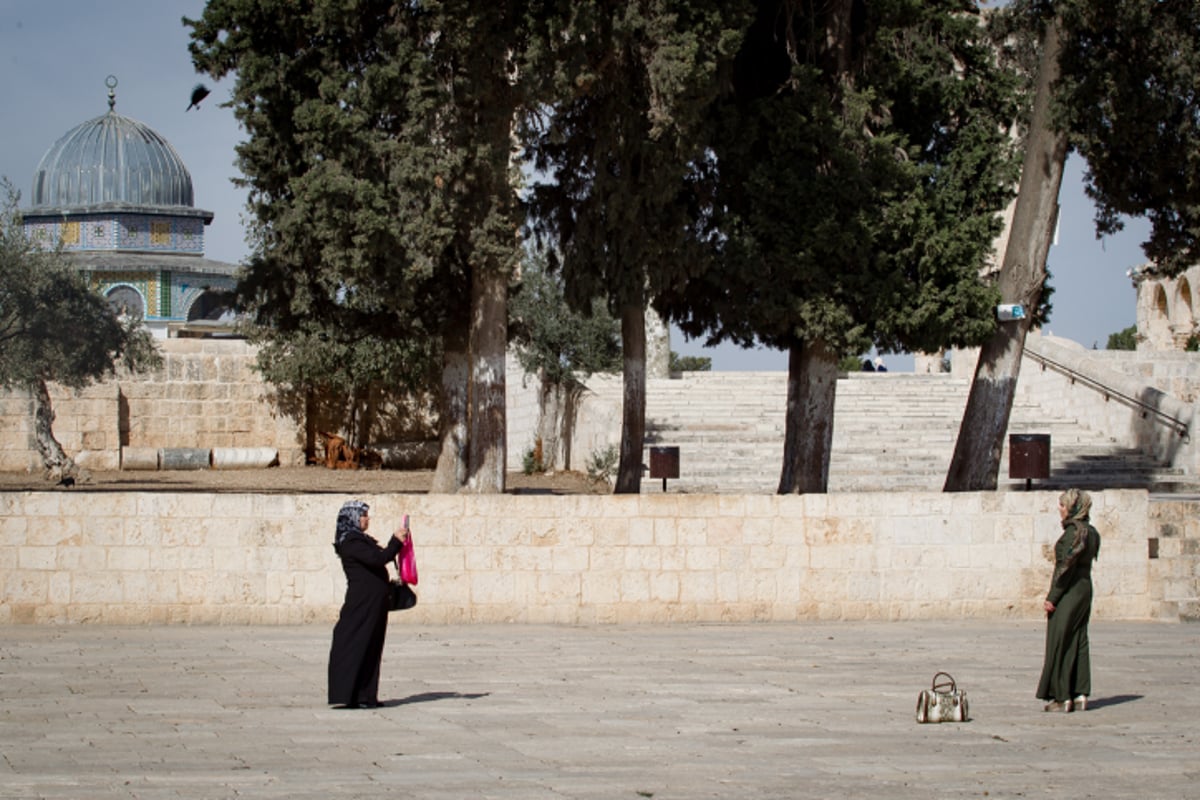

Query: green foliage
left=1105, top=325, right=1138, bottom=351
left=837, top=355, right=866, bottom=373
left=669, top=352, right=712, bottom=373
left=0, top=178, right=160, bottom=391
left=522, top=1, right=752, bottom=492
left=187, top=0, right=470, bottom=333
left=664, top=0, right=1021, bottom=360
left=251, top=325, right=435, bottom=395
left=1186, top=335, right=1200, bottom=353
left=1052, top=0, right=1200, bottom=273
left=522, top=1, right=752, bottom=315
left=585, top=444, right=619, bottom=485
left=509, top=249, right=621, bottom=387
left=187, top=0, right=529, bottom=383
left=521, top=442, right=546, bottom=475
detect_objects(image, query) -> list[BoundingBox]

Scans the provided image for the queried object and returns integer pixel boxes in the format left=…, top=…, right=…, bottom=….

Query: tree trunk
left=614, top=303, right=647, bottom=494
left=944, top=18, right=1068, bottom=492
left=778, top=338, right=838, bottom=494
left=303, top=387, right=317, bottom=464
left=31, top=378, right=73, bottom=479
left=348, top=385, right=371, bottom=451
left=644, top=306, right=671, bottom=379
left=559, top=382, right=583, bottom=472
left=536, top=374, right=564, bottom=472
left=464, top=261, right=508, bottom=494
left=535, top=378, right=586, bottom=473
left=432, top=322, right=470, bottom=494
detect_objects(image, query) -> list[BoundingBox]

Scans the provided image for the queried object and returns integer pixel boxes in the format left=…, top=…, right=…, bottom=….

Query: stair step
left=588, top=370, right=1194, bottom=493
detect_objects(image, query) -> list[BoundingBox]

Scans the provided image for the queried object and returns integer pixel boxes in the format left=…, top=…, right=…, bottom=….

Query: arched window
left=106, top=285, right=144, bottom=319
left=1148, top=284, right=1171, bottom=348
left=186, top=289, right=236, bottom=322
left=1177, top=276, right=1195, bottom=341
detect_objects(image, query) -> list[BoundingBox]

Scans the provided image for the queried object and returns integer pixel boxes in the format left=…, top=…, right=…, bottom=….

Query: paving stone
left=0, top=622, right=1197, bottom=799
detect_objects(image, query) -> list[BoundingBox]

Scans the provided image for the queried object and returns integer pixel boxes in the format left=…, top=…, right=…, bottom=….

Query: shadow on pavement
left=1086, top=693, right=1142, bottom=710
left=385, top=691, right=490, bottom=707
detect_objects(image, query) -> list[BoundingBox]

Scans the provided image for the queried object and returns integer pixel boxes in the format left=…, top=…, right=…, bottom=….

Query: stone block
left=580, top=572, right=620, bottom=605
left=624, top=546, right=662, bottom=572
left=684, top=545, right=720, bottom=571
left=504, top=545, right=554, bottom=572
left=71, top=572, right=123, bottom=604
left=470, top=571, right=516, bottom=604
left=17, top=546, right=56, bottom=570
left=108, top=548, right=151, bottom=571
left=677, top=571, right=718, bottom=604
left=55, top=545, right=108, bottom=572
left=625, top=517, right=654, bottom=546
left=747, top=543, right=787, bottom=571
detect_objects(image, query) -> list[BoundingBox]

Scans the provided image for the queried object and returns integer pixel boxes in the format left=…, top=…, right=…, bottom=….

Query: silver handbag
left=916, top=672, right=969, bottom=723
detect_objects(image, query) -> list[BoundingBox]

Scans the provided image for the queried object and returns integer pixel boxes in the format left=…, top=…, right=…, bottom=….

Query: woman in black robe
left=1037, top=488, right=1101, bottom=713
left=328, top=500, right=405, bottom=708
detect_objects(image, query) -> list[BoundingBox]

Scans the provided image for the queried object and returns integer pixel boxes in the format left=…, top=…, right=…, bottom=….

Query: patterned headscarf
left=1056, top=488, right=1094, bottom=579
left=334, top=500, right=369, bottom=546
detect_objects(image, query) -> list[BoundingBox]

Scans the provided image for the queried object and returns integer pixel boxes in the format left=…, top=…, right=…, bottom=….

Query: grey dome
left=31, top=111, right=194, bottom=209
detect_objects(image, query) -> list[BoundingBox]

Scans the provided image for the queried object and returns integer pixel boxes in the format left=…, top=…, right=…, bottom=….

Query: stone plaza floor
left=1, top=620, right=1196, bottom=799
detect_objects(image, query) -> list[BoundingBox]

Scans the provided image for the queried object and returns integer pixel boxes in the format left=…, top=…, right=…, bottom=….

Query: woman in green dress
left=1037, top=488, right=1101, bottom=712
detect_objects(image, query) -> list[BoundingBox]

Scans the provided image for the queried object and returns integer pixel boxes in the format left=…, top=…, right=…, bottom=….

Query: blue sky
left=0, top=0, right=1152, bottom=371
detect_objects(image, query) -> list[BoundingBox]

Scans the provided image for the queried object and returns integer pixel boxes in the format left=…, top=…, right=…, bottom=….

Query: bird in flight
left=187, top=84, right=211, bottom=111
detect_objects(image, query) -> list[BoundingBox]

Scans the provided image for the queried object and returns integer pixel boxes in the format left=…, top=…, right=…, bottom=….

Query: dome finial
left=105, top=75, right=118, bottom=111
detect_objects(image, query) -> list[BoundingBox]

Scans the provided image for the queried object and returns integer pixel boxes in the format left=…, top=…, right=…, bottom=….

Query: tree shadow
left=382, top=691, right=490, bottom=707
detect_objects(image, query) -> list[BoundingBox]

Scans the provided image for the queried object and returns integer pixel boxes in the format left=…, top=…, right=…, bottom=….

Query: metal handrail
left=1022, top=348, right=1191, bottom=440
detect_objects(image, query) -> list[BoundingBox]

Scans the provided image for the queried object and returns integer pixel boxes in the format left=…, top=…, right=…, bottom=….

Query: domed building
left=22, top=77, right=238, bottom=338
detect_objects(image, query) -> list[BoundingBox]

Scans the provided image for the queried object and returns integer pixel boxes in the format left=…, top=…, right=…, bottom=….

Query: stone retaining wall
left=0, top=340, right=304, bottom=472
left=0, top=382, right=120, bottom=472
left=954, top=336, right=1200, bottom=475
left=0, top=341, right=551, bottom=475
left=3, top=489, right=1179, bottom=625
left=1145, top=497, right=1200, bottom=622
left=1018, top=336, right=1199, bottom=472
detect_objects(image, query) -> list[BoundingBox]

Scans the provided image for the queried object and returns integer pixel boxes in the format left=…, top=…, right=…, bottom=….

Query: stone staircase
left=580, top=371, right=1191, bottom=494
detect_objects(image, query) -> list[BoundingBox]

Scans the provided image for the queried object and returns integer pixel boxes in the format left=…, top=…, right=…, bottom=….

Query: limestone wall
left=125, top=339, right=304, bottom=463
left=1016, top=336, right=1199, bottom=472
left=952, top=336, right=1200, bottom=474
left=504, top=353, right=545, bottom=472
left=1080, top=348, right=1200, bottom=403
left=1145, top=497, right=1200, bottom=622
left=1134, top=262, right=1200, bottom=350
left=0, top=339, right=305, bottom=472
left=1, top=489, right=1174, bottom=625
left=0, top=341, right=554, bottom=476
left=0, top=382, right=120, bottom=472
left=4, top=331, right=1196, bottom=483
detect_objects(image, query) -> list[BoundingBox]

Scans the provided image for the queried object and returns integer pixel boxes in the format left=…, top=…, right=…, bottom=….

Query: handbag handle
left=931, top=672, right=957, bottom=693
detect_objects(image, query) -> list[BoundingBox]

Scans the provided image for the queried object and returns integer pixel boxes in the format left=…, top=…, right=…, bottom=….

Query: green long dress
left=1036, top=521, right=1101, bottom=703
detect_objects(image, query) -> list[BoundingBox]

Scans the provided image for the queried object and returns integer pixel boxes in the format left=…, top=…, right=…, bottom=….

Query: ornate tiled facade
left=25, top=215, right=206, bottom=255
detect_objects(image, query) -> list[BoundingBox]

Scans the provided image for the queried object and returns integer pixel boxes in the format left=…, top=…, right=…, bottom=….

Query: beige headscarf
left=1055, top=488, right=1094, bottom=582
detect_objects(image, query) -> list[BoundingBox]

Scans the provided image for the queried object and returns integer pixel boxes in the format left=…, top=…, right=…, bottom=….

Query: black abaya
left=328, top=532, right=402, bottom=706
